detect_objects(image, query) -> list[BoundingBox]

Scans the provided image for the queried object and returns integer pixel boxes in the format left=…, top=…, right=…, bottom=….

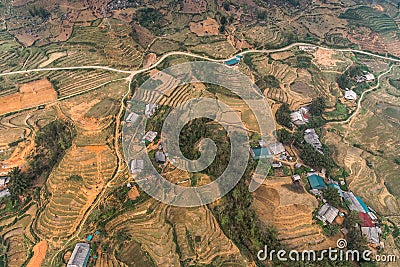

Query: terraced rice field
left=3, top=228, right=30, bottom=267
left=253, top=178, right=338, bottom=250
left=35, top=145, right=116, bottom=240
left=242, top=26, right=285, bottom=48
left=106, top=199, right=248, bottom=266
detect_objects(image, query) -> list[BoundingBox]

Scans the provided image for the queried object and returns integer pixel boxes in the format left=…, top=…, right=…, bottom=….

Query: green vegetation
left=296, top=55, right=312, bottom=68
left=337, top=65, right=369, bottom=90
left=309, top=97, right=326, bottom=117
left=324, top=102, right=348, bottom=121
left=339, top=6, right=398, bottom=33
left=275, top=103, right=292, bottom=129
left=179, top=118, right=231, bottom=180
left=135, top=8, right=164, bottom=35
left=213, top=160, right=282, bottom=265
left=67, top=174, right=83, bottom=182
left=323, top=186, right=341, bottom=208
left=8, top=120, right=75, bottom=200
left=28, top=6, right=50, bottom=20
left=322, top=224, right=340, bottom=237
left=256, top=75, right=280, bottom=89
left=344, top=211, right=369, bottom=251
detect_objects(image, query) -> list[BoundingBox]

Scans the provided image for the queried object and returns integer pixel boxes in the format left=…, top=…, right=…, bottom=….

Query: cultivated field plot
left=105, top=199, right=248, bottom=267
left=36, top=145, right=116, bottom=240
left=0, top=79, right=57, bottom=115
left=253, top=177, right=338, bottom=250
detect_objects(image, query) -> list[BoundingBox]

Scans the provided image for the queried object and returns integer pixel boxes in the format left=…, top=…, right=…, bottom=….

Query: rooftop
left=343, top=192, right=368, bottom=213
left=67, top=243, right=90, bottom=267
left=267, top=142, right=285, bottom=155
left=307, top=174, right=326, bottom=190
left=317, top=203, right=339, bottom=224
left=250, top=147, right=272, bottom=160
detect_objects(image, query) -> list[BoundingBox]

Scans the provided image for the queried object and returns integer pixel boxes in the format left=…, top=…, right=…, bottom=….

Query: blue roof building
left=86, top=235, right=93, bottom=242
left=307, top=174, right=326, bottom=190
left=356, top=196, right=369, bottom=213
left=225, top=55, right=243, bottom=66
left=250, top=147, right=272, bottom=160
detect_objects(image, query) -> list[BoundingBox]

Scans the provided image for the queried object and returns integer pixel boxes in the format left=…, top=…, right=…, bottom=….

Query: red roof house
left=359, top=212, right=374, bottom=227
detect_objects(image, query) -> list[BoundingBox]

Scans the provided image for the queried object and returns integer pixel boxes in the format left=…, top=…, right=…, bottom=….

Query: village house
left=290, top=107, right=310, bottom=126
left=67, top=243, right=90, bottom=267
left=0, top=176, right=10, bottom=187
left=361, top=226, right=381, bottom=246
left=155, top=150, right=166, bottom=164
left=307, top=173, right=326, bottom=190
left=0, top=189, right=10, bottom=198
left=304, top=129, right=323, bottom=153
left=142, top=131, right=158, bottom=142
left=344, top=90, right=357, bottom=101
left=125, top=112, right=139, bottom=123
left=292, top=174, right=301, bottom=183
left=266, top=142, right=286, bottom=155
left=145, top=103, right=158, bottom=118
left=342, top=191, right=368, bottom=213
left=317, top=203, right=339, bottom=224
left=250, top=147, right=271, bottom=160
left=130, top=159, right=144, bottom=173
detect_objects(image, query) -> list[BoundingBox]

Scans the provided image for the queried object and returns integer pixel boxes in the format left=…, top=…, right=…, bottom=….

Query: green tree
left=275, top=103, right=293, bottom=129
left=309, top=97, right=326, bottom=116
left=8, top=167, right=29, bottom=198
left=323, top=186, right=342, bottom=208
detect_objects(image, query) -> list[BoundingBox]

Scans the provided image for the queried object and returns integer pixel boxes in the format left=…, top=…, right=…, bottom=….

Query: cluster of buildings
left=305, top=172, right=382, bottom=247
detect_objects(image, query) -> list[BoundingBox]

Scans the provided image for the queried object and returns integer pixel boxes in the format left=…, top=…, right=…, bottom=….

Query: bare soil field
left=189, top=18, right=220, bottom=37
left=312, top=48, right=342, bottom=68
left=0, top=79, right=57, bottom=115
left=143, top=53, right=157, bottom=68
left=26, top=240, right=47, bottom=267
left=127, top=185, right=140, bottom=200
left=38, top=52, right=68, bottom=68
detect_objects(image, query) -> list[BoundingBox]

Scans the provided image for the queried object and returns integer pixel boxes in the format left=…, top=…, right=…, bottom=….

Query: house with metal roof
left=342, top=191, right=368, bottom=213
left=307, top=173, right=326, bottom=190
left=130, top=159, right=144, bottom=173
left=361, top=227, right=381, bottom=245
left=125, top=112, right=139, bottom=123
left=304, top=129, right=323, bottom=153
left=155, top=151, right=166, bottom=164
left=359, top=212, right=374, bottom=227
left=266, top=142, right=285, bottom=155
left=344, top=90, right=357, bottom=101
left=0, top=176, right=10, bottom=186
left=143, top=131, right=158, bottom=142
left=145, top=104, right=158, bottom=118
left=250, top=147, right=272, bottom=160
left=67, top=243, right=90, bottom=267
left=317, top=203, right=339, bottom=224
